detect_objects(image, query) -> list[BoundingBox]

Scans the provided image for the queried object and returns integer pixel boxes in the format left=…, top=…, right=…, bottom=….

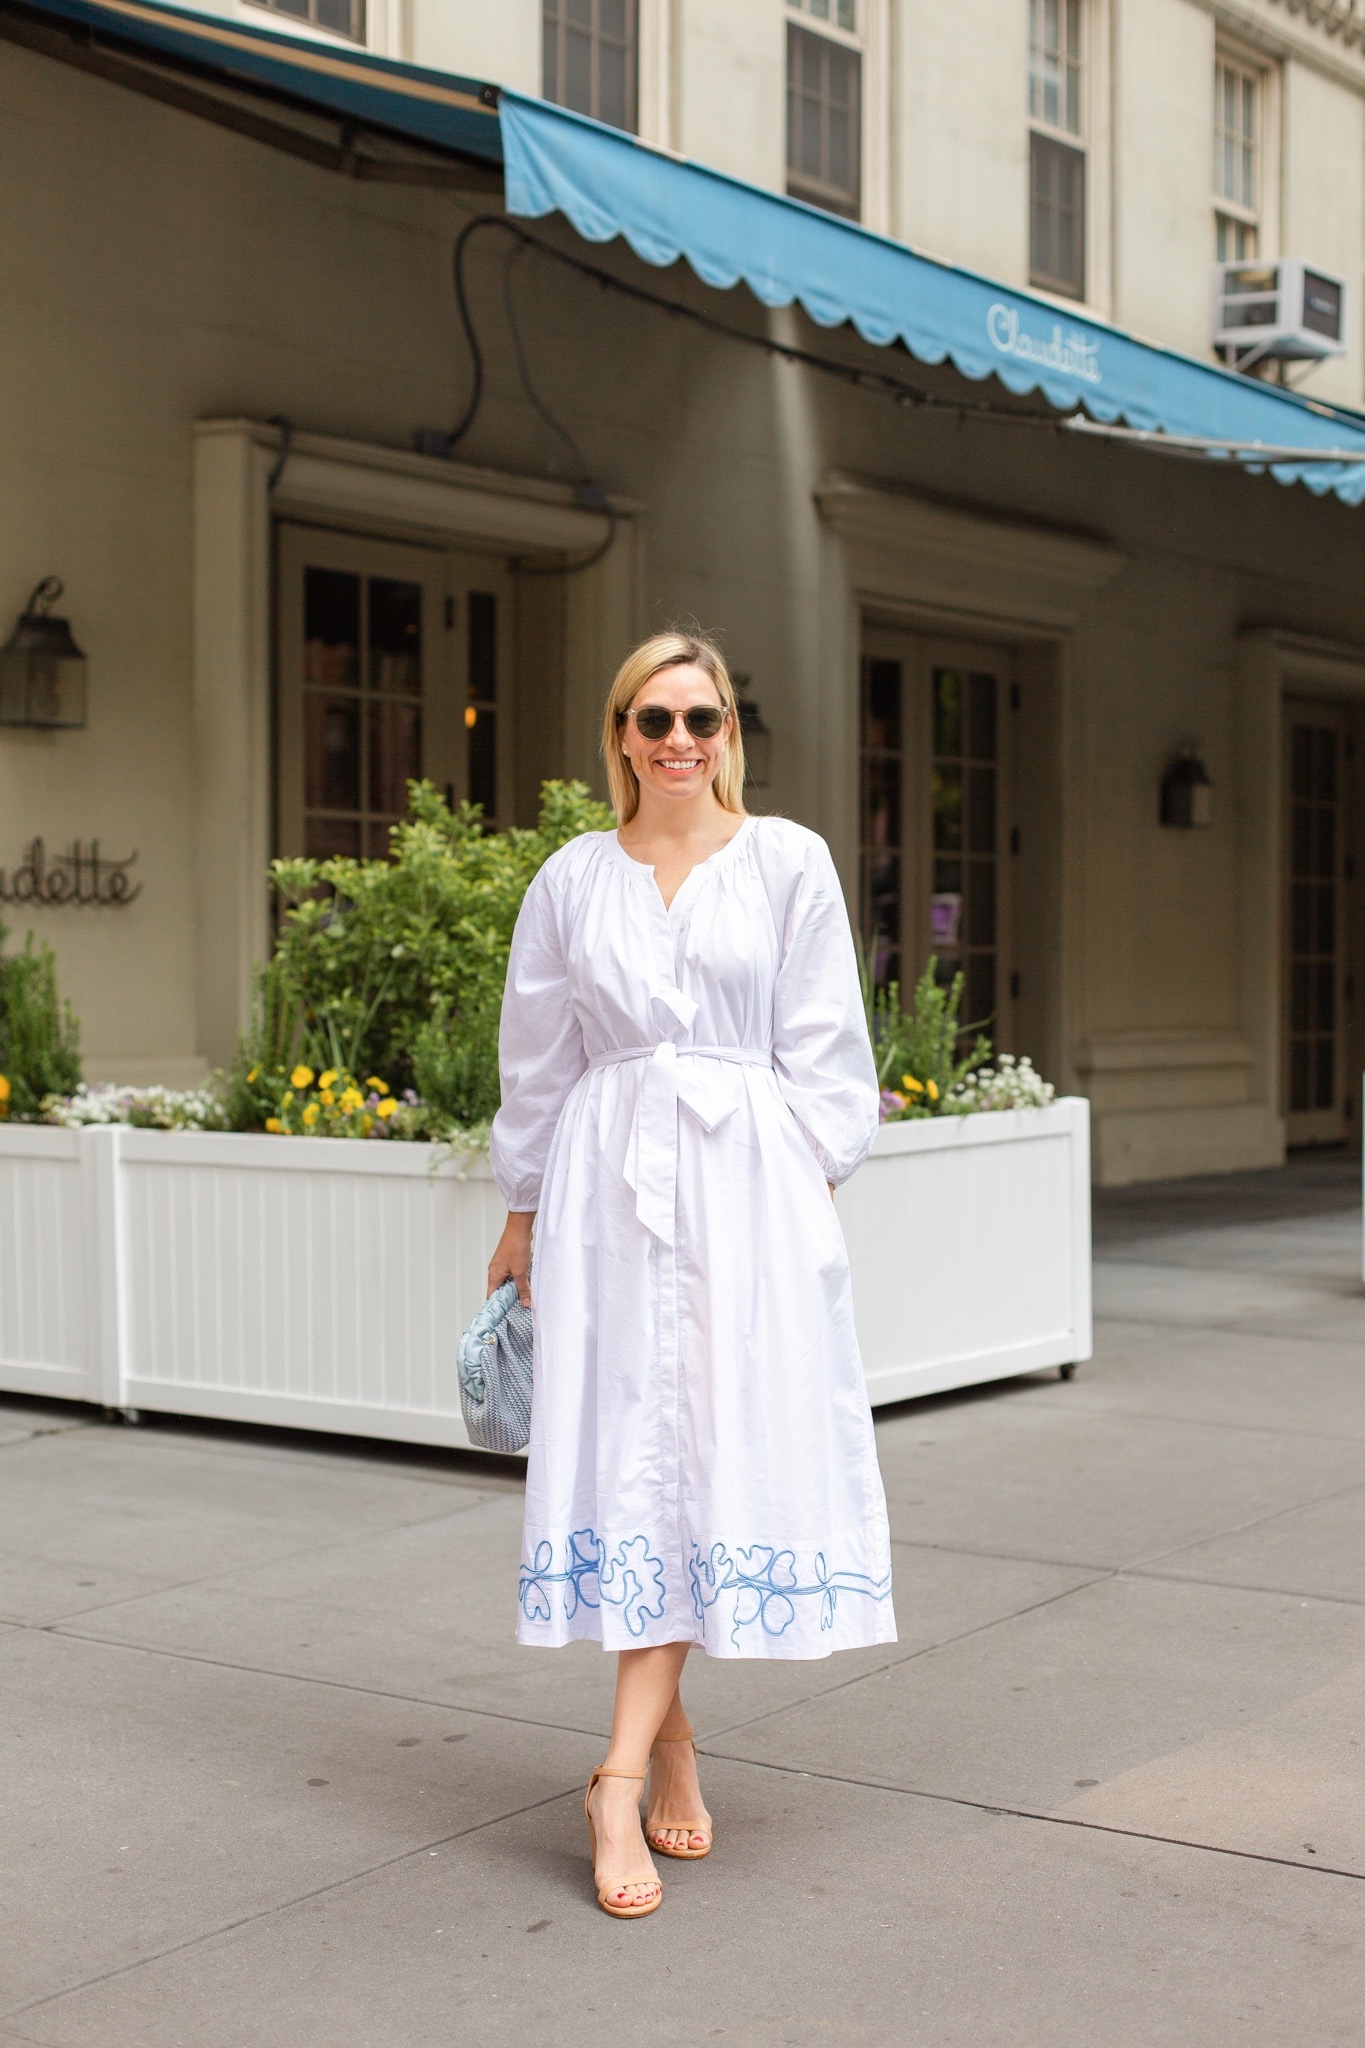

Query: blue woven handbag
left=457, top=1280, right=534, bottom=1454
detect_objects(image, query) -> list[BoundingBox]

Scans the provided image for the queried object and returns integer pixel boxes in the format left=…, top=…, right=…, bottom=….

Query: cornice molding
left=815, top=474, right=1127, bottom=627
left=1189, top=0, right=1365, bottom=92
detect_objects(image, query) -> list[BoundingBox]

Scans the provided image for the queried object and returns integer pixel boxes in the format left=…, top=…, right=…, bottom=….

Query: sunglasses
left=620, top=704, right=729, bottom=742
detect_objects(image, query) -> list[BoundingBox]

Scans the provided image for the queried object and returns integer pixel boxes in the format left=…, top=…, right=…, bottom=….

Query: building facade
left=2, top=0, right=1365, bottom=1182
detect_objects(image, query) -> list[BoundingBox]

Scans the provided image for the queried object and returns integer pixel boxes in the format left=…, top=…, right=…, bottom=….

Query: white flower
left=945, top=1054, right=1055, bottom=1115
left=40, top=1083, right=230, bottom=1132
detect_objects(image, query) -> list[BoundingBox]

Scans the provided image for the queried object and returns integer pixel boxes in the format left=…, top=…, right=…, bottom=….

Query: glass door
left=275, top=525, right=512, bottom=859
left=1284, top=701, right=1350, bottom=1145
left=859, top=628, right=1014, bottom=1041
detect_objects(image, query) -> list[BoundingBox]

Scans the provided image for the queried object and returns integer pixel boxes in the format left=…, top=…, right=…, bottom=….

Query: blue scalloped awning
left=498, top=89, right=1365, bottom=506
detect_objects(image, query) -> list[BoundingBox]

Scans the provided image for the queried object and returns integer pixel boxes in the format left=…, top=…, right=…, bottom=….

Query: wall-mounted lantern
left=0, top=579, right=88, bottom=730
left=732, top=674, right=773, bottom=789
left=1160, top=747, right=1213, bottom=828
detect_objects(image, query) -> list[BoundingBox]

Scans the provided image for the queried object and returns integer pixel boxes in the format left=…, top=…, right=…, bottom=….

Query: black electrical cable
left=442, top=212, right=1365, bottom=507
left=444, top=212, right=1078, bottom=464
left=499, top=241, right=617, bottom=576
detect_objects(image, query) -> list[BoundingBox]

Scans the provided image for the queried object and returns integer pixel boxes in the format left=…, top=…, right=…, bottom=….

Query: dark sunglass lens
left=634, top=707, right=673, bottom=740
left=684, top=708, right=725, bottom=739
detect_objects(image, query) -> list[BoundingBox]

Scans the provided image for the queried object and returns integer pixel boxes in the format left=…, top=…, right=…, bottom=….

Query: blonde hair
left=601, top=631, right=746, bottom=825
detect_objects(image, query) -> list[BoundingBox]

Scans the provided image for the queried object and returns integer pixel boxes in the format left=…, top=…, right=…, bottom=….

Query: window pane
left=598, top=40, right=627, bottom=128
left=1030, top=132, right=1085, bottom=298
left=467, top=708, right=497, bottom=818
left=968, top=672, right=997, bottom=760
left=933, top=766, right=962, bottom=852
left=1315, top=1035, right=1335, bottom=1109
left=543, top=0, right=636, bottom=130
left=786, top=25, right=860, bottom=217
left=305, top=569, right=359, bottom=689
left=862, top=755, right=901, bottom=851
left=967, top=766, right=996, bottom=854
left=564, top=25, right=593, bottom=112
left=966, top=954, right=996, bottom=1028
left=306, top=817, right=361, bottom=859
left=468, top=592, right=498, bottom=704
left=864, top=659, right=901, bottom=751
left=933, top=668, right=963, bottom=756
left=368, top=699, right=421, bottom=818
left=306, top=696, right=360, bottom=811
left=966, top=860, right=997, bottom=946
left=368, top=578, right=421, bottom=696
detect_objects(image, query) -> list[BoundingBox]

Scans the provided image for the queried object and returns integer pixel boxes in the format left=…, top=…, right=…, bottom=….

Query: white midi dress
left=489, top=813, right=896, bottom=1660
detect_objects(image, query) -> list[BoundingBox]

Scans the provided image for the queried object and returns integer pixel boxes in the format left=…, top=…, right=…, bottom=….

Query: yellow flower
left=901, top=1075, right=925, bottom=1095
left=246, top=1067, right=259, bottom=1084
left=339, top=1087, right=364, bottom=1113
left=302, top=1102, right=320, bottom=1128
left=319, top=1069, right=338, bottom=1090
left=319, top=1089, right=335, bottom=1107
left=281, top=1091, right=294, bottom=1108
left=361, top=1113, right=373, bottom=1135
left=376, top=1096, right=398, bottom=1119
left=290, top=1065, right=314, bottom=1090
left=265, top=1116, right=282, bottom=1133
left=365, top=1075, right=389, bottom=1095
left=926, top=1079, right=939, bottom=1102
left=0, top=1074, right=10, bottom=1103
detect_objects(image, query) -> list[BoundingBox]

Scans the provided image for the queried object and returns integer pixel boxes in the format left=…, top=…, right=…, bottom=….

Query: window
left=543, top=0, right=637, bottom=134
left=275, top=527, right=514, bottom=862
left=246, top=0, right=365, bottom=41
left=859, top=633, right=1012, bottom=1038
left=1214, top=53, right=1260, bottom=262
left=791, top=0, right=857, bottom=27
left=787, top=19, right=862, bottom=219
left=1028, top=0, right=1085, bottom=299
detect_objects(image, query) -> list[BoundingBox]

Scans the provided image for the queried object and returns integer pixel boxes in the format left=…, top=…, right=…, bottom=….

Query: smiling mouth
left=657, top=758, right=702, bottom=771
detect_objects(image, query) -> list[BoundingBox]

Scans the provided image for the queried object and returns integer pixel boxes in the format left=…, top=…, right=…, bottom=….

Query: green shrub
left=226, top=779, right=614, bottom=1134
left=859, top=943, right=991, bottom=1116
left=0, top=921, right=82, bottom=1120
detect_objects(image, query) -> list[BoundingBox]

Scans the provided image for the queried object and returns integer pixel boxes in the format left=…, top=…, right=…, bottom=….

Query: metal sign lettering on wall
left=0, top=838, right=141, bottom=906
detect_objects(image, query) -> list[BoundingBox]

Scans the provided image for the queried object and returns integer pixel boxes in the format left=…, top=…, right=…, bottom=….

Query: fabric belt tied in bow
left=588, top=1039, right=774, bottom=1245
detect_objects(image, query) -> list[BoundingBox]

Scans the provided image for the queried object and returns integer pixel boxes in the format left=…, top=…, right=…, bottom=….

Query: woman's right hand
left=488, top=1211, right=535, bottom=1308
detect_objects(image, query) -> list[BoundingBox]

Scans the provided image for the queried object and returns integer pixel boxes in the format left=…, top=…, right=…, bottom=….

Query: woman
left=487, top=630, right=894, bottom=1920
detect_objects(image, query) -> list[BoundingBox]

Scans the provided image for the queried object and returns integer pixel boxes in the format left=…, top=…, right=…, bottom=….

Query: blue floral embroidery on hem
left=688, top=1542, right=892, bottom=1648
left=519, top=1527, right=666, bottom=1639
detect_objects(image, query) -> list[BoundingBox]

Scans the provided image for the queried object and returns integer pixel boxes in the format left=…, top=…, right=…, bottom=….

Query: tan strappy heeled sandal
left=583, top=1767, right=664, bottom=1919
left=646, top=1726, right=713, bottom=1860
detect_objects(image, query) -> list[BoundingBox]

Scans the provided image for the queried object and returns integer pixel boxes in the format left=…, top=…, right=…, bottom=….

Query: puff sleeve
left=763, top=826, right=880, bottom=1187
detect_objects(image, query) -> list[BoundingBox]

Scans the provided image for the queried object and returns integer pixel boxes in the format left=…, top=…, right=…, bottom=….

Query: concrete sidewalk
left=2, top=1152, right=1363, bottom=2046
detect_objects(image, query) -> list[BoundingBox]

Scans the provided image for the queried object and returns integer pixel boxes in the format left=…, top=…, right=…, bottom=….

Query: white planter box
left=835, top=1097, right=1093, bottom=1405
left=0, top=1099, right=1090, bottom=1443
left=0, top=1126, right=503, bottom=1449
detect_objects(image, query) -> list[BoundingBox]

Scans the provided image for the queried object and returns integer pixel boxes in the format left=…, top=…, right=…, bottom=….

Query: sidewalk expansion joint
left=689, top=1750, right=1365, bottom=1886
left=0, top=1781, right=584, bottom=2027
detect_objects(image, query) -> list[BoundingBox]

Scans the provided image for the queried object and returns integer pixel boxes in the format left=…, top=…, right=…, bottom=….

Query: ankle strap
left=591, top=1766, right=646, bottom=1782
left=652, top=1726, right=696, bottom=1745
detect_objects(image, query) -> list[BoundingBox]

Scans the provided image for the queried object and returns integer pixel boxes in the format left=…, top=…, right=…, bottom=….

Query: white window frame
left=785, top=3, right=864, bottom=219
left=1028, top=0, right=1084, bottom=142
left=191, top=420, right=642, bottom=1065
left=231, top=0, right=409, bottom=59
left=1213, top=42, right=1281, bottom=266
left=1025, top=0, right=1112, bottom=319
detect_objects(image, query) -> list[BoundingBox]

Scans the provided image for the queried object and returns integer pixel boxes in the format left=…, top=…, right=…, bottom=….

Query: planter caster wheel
left=1058, top=1363, right=1078, bottom=1382
left=120, top=1407, right=142, bottom=1425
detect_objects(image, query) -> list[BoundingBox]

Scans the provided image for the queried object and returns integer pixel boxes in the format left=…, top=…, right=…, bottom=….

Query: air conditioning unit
left=1214, top=260, right=1348, bottom=372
